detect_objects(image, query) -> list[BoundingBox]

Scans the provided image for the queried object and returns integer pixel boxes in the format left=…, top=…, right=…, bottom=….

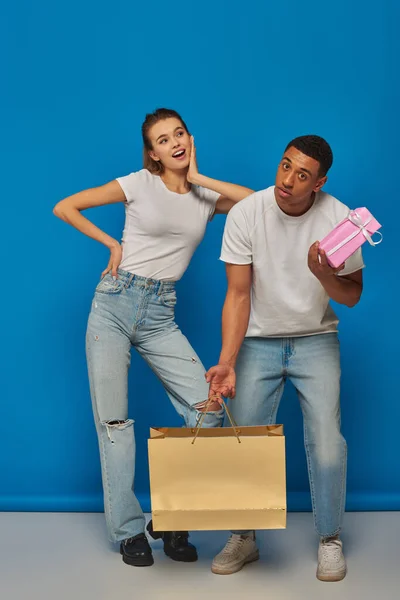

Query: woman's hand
left=185, top=136, right=254, bottom=211
left=187, top=136, right=199, bottom=184
left=101, top=243, right=122, bottom=279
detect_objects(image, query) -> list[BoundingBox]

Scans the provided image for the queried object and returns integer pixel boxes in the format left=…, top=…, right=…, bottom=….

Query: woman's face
left=147, top=117, right=191, bottom=171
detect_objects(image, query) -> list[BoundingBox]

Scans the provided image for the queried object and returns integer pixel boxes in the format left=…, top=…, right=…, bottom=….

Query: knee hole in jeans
left=101, top=419, right=133, bottom=444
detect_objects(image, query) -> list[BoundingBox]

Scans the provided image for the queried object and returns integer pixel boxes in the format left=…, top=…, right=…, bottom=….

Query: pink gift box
left=319, top=207, right=382, bottom=269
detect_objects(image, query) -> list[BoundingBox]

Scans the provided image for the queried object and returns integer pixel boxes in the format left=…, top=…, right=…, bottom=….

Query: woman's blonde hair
left=142, top=108, right=189, bottom=174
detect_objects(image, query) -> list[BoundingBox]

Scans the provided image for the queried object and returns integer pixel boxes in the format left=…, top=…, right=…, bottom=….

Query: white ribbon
left=326, top=211, right=382, bottom=257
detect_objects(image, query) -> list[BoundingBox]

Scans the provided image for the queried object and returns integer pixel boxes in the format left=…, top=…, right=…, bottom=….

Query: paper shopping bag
left=148, top=422, right=286, bottom=531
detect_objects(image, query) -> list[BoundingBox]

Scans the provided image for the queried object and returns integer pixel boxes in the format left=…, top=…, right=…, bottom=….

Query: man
left=206, top=136, right=364, bottom=582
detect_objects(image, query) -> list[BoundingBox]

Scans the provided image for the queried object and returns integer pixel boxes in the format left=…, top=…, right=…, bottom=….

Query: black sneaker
left=147, top=520, right=198, bottom=562
left=120, top=533, right=154, bottom=566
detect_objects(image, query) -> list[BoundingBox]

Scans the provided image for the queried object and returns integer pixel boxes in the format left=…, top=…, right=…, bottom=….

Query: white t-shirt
left=220, top=186, right=365, bottom=338
left=116, top=169, right=220, bottom=281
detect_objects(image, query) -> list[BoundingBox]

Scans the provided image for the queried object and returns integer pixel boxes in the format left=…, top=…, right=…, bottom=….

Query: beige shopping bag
left=148, top=400, right=286, bottom=531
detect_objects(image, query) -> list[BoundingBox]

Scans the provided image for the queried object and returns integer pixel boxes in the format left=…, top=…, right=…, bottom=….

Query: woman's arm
left=53, top=180, right=126, bottom=277
left=187, top=137, right=254, bottom=215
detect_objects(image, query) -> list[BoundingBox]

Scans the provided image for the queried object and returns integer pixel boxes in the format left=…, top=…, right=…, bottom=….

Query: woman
left=53, top=108, right=254, bottom=567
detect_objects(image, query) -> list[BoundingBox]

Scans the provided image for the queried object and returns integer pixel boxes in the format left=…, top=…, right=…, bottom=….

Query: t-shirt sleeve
left=220, top=205, right=252, bottom=264
left=338, top=247, right=365, bottom=276
left=115, top=172, right=140, bottom=204
left=196, top=186, right=220, bottom=221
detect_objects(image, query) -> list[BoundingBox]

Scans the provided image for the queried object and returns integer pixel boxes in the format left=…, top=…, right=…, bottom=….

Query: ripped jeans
left=86, top=270, right=223, bottom=543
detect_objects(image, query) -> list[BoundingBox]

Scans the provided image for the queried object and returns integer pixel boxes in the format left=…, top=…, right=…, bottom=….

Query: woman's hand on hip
left=101, top=243, right=122, bottom=279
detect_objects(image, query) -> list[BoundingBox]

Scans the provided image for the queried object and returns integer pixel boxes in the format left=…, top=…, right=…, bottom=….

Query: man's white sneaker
left=317, top=538, right=347, bottom=582
left=211, top=533, right=259, bottom=575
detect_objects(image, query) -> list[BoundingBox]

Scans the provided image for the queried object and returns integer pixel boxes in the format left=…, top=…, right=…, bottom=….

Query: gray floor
left=1, top=511, right=398, bottom=600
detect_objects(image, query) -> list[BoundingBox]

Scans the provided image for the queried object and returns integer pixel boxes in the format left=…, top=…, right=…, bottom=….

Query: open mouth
left=172, top=149, right=186, bottom=160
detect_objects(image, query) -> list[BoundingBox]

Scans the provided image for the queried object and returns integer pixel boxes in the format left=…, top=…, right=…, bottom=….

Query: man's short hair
left=285, top=135, right=333, bottom=176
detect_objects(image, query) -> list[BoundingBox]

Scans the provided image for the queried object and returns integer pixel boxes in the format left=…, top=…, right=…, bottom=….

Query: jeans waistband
left=116, top=269, right=176, bottom=294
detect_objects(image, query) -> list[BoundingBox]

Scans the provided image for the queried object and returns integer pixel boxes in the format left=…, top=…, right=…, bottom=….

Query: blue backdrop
left=2, top=0, right=399, bottom=512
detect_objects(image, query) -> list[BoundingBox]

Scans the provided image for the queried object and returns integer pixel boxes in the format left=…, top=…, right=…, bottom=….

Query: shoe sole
left=211, top=550, right=260, bottom=575
left=317, top=568, right=347, bottom=582
left=164, top=547, right=198, bottom=562
left=120, top=547, right=154, bottom=567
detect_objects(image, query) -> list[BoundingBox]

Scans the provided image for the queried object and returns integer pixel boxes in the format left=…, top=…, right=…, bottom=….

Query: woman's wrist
left=105, top=237, right=120, bottom=250
left=188, top=172, right=203, bottom=186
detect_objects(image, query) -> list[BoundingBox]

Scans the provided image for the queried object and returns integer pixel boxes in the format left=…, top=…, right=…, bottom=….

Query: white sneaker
left=317, top=538, right=347, bottom=582
left=211, top=533, right=259, bottom=575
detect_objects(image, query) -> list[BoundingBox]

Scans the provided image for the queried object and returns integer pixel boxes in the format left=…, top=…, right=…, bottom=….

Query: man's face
left=274, top=146, right=327, bottom=215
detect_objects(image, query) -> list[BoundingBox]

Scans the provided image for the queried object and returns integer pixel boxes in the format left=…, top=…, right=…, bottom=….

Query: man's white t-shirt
left=116, top=169, right=220, bottom=281
left=220, top=186, right=365, bottom=338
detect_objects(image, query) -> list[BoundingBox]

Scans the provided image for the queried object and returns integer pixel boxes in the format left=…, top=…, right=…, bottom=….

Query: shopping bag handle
left=191, top=396, right=241, bottom=445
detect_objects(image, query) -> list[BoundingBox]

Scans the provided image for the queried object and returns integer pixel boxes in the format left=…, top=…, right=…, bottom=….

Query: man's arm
left=318, top=269, right=363, bottom=307
left=308, top=242, right=363, bottom=307
left=206, top=263, right=252, bottom=398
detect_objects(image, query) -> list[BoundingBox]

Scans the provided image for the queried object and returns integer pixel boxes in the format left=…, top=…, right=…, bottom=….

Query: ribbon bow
left=326, top=211, right=382, bottom=258
left=348, top=211, right=382, bottom=247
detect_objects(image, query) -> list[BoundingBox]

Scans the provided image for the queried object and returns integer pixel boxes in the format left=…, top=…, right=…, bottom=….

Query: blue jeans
left=230, top=334, right=346, bottom=538
left=86, top=270, right=223, bottom=543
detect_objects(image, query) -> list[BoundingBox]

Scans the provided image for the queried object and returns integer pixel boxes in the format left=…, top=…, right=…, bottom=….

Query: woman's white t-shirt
left=116, top=169, right=220, bottom=281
